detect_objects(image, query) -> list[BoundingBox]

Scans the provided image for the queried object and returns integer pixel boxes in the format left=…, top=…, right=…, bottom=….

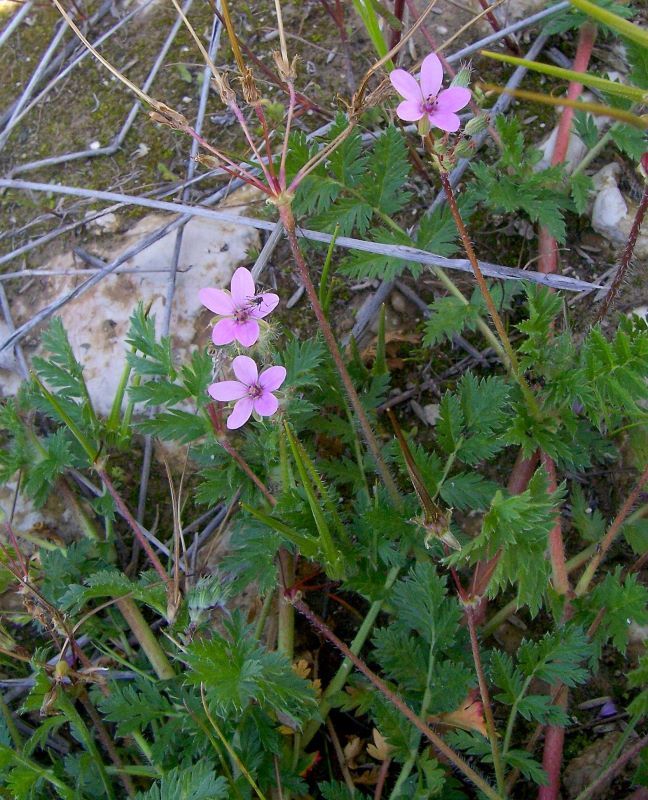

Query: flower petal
left=230, top=267, right=256, bottom=305
left=396, top=99, right=424, bottom=122
left=436, top=86, right=471, bottom=113
left=234, top=319, right=260, bottom=347
left=259, top=365, right=287, bottom=392
left=227, top=397, right=254, bottom=429
left=198, top=287, right=235, bottom=315
left=232, top=354, right=258, bottom=385
left=389, top=68, right=421, bottom=102
left=428, top=110, right=461, bottom=133
left=248, top=292, right=280, bottom=319
left=420, top=53, right=443, bottom=99
left=212, top=318, right=238, bottom=345
left=254, top=391, right=279, bottom=417
left=208, top=380, right=247, bottom=401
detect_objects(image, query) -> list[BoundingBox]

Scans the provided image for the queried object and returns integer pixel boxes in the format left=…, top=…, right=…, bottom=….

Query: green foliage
left=184, top=612, right=317, bottom=725
left=470, top=117, right=571, bottom=241
left=573, top=569, right=648, bottom=655
left=454, top=470, right=563, bottom=613
left=135, top=764, right=228, bottom=800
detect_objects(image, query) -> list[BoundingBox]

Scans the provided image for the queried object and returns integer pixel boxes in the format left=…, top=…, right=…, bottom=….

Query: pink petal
left=198, top=287, right=235, bottom=315
left=232, top=355, right=258, bottom=385
left=234, top=319, right=260, bottom=347
left=248, top=292, right=280, bottom=319
left=420, top=53, right=443, bottom=99
left=389, top=68, right=421, bottom=102
left=396, top=100, right=424, bottom=122
left=428, top=110, right=461, bottom=133
left=436, top=86, right=471, bottom=113
left=254, top=391, right=279, bottom=417
left=230, top=267, right=255, bottom=305
left=227, top=397, right=254, bottom=429
left=208, top=380, right=247, bottom=401
left=259, top=365, right=287, bottom=392
left=212, top=318, right=238, bottom=345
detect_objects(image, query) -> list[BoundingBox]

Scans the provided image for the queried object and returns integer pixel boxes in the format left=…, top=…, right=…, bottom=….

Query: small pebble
left=89, top=141, right=101, bottom=150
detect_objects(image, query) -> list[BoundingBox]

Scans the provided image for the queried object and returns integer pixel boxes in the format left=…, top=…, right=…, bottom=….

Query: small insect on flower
left=199, top=267, right=279, bottom=347
left=209, top=354, right=286, bottom=429
left=389, top=52, right=471, bottom=133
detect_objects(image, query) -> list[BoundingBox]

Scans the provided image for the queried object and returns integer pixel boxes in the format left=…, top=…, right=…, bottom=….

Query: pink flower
left=199, top=267, right=279, bottom=348
left=389, top=53, right=471, bottom=133
left=208, top=355, right=286, bottom=429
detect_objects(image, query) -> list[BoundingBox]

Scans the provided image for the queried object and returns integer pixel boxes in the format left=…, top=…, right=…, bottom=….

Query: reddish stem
left=594, top=178, right=648, bottom=323
left=96, top=468, right=170, bottom=586
left=206, top=402, right=277, bottom=507
left=540, top=452, right=570, bottom=597
left=292, top=596, right=502, bottom=800
left=389, top=0, right=405, bottom=49
left=474, top=0, right=520, bottom=54
left=538, top=23, right=597, bottom=275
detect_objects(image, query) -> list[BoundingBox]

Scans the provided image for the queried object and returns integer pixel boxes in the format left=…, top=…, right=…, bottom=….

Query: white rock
left=8, top=199, right=260, bottom=416
left=423, top=403, right=440, bottom=426
left=590, top=163, right=648, bottom=257
left=89, top=141, right=101, bottom=151
left=84, top=210, right=119, bottom=234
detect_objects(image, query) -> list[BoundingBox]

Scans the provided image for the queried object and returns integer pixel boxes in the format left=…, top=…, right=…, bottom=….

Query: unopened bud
left=464, top=114, right=488, bottom=137
left=453, top=139, right=474, bottom=159
left=417, top=115, right=431, bottom=136
left=240, top=67, right=261, bottom=105
left=211, top=72, right=236, bottom=106
left=451, top=65, right=471, bottom=89
left=273, top=51, right=298, bottom=81
left=149, top=102, right=188, bottom=131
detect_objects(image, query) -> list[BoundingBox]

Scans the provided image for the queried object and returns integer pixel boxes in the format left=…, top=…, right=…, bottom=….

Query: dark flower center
left=423, top=96, right=438, bottom=113
left=247, top=382, right=262, bottom=399
left=234, top=306, right=251, bottom=324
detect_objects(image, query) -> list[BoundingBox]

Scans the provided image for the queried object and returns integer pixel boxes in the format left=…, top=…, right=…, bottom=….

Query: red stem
left=389, top=0, right=405, bottom=49
left=96, top=468, right=170, bottom=586
left=540, top=453, right=570, bottom=597
left=292, top=596, right=502, bottom=800
left=594, top=178, right=648, bottom=323
left=538, top=23, right=597, bottom=275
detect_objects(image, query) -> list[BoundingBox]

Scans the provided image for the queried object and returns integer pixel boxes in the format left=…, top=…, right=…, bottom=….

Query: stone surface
left=3, top=206, right=260, bottom=416
left=591, top=163, right=648, bottom=258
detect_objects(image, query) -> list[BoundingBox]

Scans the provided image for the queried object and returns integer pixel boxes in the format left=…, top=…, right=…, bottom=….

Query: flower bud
left=453, top=139, right=474, bottom=160
left=417, top=115, right=431, bottom=136
left=211, top=72, right=236, bottom=106
left=464, top=114, right=488, bottom=137
left=450, top=65, right=471, bottom=88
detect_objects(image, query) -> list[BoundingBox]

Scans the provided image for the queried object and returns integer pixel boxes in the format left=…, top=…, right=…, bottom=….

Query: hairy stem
left=594, top=179, right=648, bottom=323
left=438, top=170, right=540, bottom=418
left=301, top=566, right=400, bottom=748
left=279, top=204, right=401, bottom=503
left=541, top=453, right=570, bottom=596
left=575, top=462, right=648, bottom=597
left=96, top=468, right=170, bottom=586
left=465, top=606, right=506, bottom=793
left=574, top=734, right=648, bottom=800
left=293, top=597, right=503, bottom=800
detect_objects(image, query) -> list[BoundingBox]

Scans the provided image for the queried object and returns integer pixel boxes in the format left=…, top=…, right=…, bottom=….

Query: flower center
left=247, top=382, right=263, bottom=399
left=234, top=306, right=251, bottom=324
left=423, top=96, right=438, bottom=113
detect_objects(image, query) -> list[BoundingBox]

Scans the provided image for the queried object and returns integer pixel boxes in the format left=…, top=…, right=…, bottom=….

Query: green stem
left=0, top=693, right=22, bottom=749
left=57, top=692, right=116, bottom=800
left=388, top=636, right=436, bottom=798
left=502, top=675, right=533, bottom=754
left=301, top=565, right=400, bottom=748
left=254, top=589, right=276, bottom=640
left=116, top=598, right=176, bottom=680
left=571, top=126, right=615, bottom=177
left=4, top=750, right=75, bottom=800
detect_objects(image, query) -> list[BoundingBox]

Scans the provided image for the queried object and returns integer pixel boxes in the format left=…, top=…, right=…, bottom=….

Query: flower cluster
left=200, top=267, right=285, bottom=429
